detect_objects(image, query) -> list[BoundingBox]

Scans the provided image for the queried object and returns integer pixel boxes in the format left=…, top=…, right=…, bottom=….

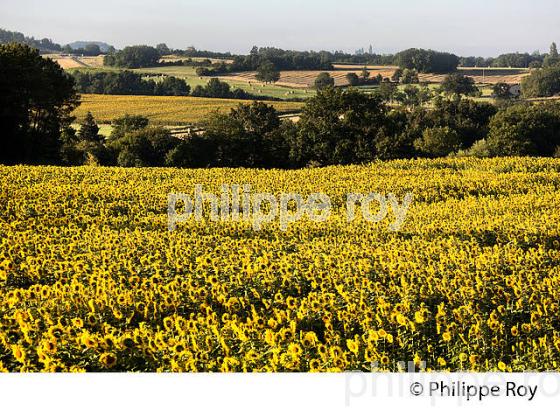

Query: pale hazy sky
left=1, top=0, right=559, bottom=56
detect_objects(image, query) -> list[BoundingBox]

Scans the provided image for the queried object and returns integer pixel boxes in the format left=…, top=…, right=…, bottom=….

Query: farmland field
left=1, top=158, right=560, bottom=372
left=225, top=66, right=529, bottom=87
left=44, top=54, right=106, bottom=69
left=132, top=66, right=315, bottom=99
left=73, top=94, right=304, bottom=125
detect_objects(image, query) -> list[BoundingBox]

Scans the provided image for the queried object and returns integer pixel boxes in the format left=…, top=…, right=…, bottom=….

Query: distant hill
left=67, top=41, right=113, bottom=53
left=0, top=28, right=61, bottom=52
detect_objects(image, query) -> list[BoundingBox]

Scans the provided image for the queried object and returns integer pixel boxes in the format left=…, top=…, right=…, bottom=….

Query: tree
left=0, top=43, right=79, bottom=164
left=400, top=69, right=419, bottom=84
left=361, top=67, right=370, bottom=81
left=394, top=48, right=459, bottom=73
left=314, top=72, right=335, bottom=90
left=486, top=103, right=560, bottom=156
left=493, top=82, right=513, bottom=99
left=154, top=76, right=190, bottom=96
left=104, top=45, right=160, bottom=68
left=255, top=61, right=280, bottom=83
left=395, top=85, right=432, bottom=107
left=200, top=102, right=284, bottom=167
left=72, top=70, right=188, bottom=96
left=293, top=88, right=390, bottom=166
left=110, top=115, right=150, bottom=140
left=156, top=43, right=171, bottom=56
left=391, top=68, right=403, bottom=83
left=544, top=42, right=560, bottom=67
left=84, top=44, right=101, bottom=56
left=440, top=73, right=479, bottom=97
left=110, top=127, right=179, bottom=167
left=414, top=126, right=462, bottom=157
left=346, top=72, right=361, bottom=86
left=551, top=42, right=559, bottom=58
left=521, top=67, right=560, bottom=97
left=376, top=81, right=398, bottom=102
left=77, top=112, right=101, bottom=142
left=192, top=78, right=232, bottom=98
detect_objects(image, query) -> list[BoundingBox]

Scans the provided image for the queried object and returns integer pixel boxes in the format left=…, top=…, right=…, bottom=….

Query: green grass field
left=133, top=66, right=313, bottom=99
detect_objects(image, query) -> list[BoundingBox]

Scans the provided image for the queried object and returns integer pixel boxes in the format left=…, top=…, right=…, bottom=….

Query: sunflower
left=346, top=339, right=359, bottom=355
left=100, top=353, right=117, bottom=369
left=12, top=345, right=26, bottom=363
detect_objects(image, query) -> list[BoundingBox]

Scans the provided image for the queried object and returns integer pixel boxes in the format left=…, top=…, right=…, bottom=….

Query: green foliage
left=78, top=112, right=101, bottom=142
left=0, top=28, right=61, bottom=52
left=293, top=88, right=392, bottom=165
left=395, top=85, right=432, bottom=107
left=255, top=61, right=280, bottom=83
left=486, top=103, right=560, bottom=156
left=493, top=82, right=513, bottom=99
left=440, top=73, right=479, bottom=96
left=104, top=45, right=160, bottom=68
left=400, top=69, right=419, bottom=84
left=391, top=68, right=403, bottom=82
left=191, top=78, right=272, bottom=100
left=72, top=70, right=190, bottom=96
left=491, top=52, right=541, bottom=68
left=521, top=67, right=560, bottom=97
left=401, top=97, right=497, bottom=151
left=376, top=81, right=398, bottom=102
left=346, top=71, right=382, bottom=87
left=456, top=139, right=491, bottom=158
left=60, top=113, right=109, bottom=165
left=346, top=72, right=361, bottom=86
left=110, top=127, right=179, bottom=167
left=314, top=72, right=335, bottom=90
left=414, top=126, right=462, bottom=157
left=110, top=115, right=150, bottom=140
left=395, top=48, right=459, bottom=73
left=0, top=43, right=79, bottom=164
left=543, top=42, right=560, bottom=67
left=154, top=76, right=191, bottom=96
left=167, top=102, right=290, bottom=168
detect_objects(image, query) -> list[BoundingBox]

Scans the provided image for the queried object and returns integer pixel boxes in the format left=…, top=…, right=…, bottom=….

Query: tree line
left=62, top=91, right=560, bottom=169
left=3, top=26, right=559, bottom=71
left=3, top=43, right=560, bottom=167
left=0, top=28, right=114, bottom=55
left=70, top=70, right=282, bottom=100
left=71, top=71, right=191, bottom=96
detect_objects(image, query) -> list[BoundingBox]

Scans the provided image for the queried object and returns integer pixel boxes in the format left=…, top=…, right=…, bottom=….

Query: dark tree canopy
left=486, top=103, right=560, bottom=156
left=521, top=67, right=560, bottom=97
left=293, top=88, right=391, bottom=165
left=78, top=112, right=101, bottom=142
left=314, top=72, right=335, bottom=90
left=0, top=43, right=79, bottom=164
left=440, top=73, right=479, bottom=96
left=395, top=48, right=460, bottom=73
left=72, top=70, right=190, bottom=96
left=255, top=61, right=281, bottom=83
left=104, top=45, right=161, bottom=68
left=0, top=28, right=62, bottom=52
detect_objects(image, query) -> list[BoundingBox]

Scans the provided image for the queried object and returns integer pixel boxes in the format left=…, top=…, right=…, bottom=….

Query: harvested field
left=220, top=68, right=396, bottom=88
left=222, top=66, right=529, bottom=88
left=44, top=54, right=105, bottom=69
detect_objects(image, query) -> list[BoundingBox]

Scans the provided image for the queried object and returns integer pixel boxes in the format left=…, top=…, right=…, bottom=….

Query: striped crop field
left=73, top=94, right=304, bottom=125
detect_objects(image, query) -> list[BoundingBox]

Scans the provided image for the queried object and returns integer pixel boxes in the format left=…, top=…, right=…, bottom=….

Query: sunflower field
left=1, top=158, right=560, bottom=372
